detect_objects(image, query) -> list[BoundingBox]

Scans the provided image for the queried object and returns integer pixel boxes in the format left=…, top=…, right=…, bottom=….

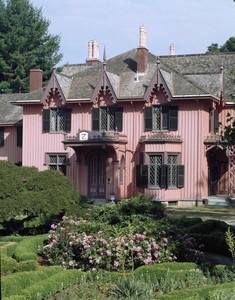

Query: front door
left=88, top=153, right=106, bottom=198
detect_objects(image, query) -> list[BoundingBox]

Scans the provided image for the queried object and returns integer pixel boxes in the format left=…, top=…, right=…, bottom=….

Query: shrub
left=1, top=256, right=17, bottom=274
left=20, top=269, right=86, bottom=300
left=173, top=233, right=204, bottom=263
left=16, top=260, right=39, bottom=272
left=1, top=266, right=63, bottom=298
left=133, top=262, right=197, bottom=282
left=13, top=235, right=47, bottom=262
left=42, top=217, right=176, bottom=271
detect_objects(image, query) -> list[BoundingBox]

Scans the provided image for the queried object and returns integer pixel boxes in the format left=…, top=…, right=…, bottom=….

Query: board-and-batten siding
left=0, top=126, right=22, bottom=163
left=22, top=96, right=234, bottom=201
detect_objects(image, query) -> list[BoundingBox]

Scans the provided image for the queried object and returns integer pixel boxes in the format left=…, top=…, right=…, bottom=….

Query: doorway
left=207, top=147, right=228, bottom=196
left=88, top=152, right=106, bottom=198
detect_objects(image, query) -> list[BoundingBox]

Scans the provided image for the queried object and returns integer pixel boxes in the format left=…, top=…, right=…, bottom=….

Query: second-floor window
left=43, top=108, right=71, bottom=133
left=144, top=105, right=178, bottom=131
left=92, top=107, right=123, bottom=132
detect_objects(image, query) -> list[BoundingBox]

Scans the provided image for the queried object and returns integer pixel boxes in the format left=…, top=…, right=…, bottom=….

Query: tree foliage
left=0, top=0, right=62, bottom=93
left=207, top=37, right=235, bottom=53
left=0, top=161, right=82, bottom=233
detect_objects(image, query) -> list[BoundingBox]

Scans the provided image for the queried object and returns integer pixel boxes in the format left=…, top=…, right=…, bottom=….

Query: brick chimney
left=137, top=26, right=148, bottom=73
left=30, top=69, right=42, bottom=92
left=86, top=40, right=100, bottom=63
left=170, top=44, right=175, bottom=56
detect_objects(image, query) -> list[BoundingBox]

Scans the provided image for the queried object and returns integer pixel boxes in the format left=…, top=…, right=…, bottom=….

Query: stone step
left=207, top=196, right=231, bottom=207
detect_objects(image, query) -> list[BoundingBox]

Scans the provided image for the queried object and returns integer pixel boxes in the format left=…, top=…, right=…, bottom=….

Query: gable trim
left=144, top=59, right=172, bottom=102
left=90, top=69, right=117, bottom=104
left=41, top=67, right=66, bottom=105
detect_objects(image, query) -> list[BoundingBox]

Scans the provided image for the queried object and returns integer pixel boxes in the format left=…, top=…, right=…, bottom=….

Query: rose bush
left=41, top=217, right=176, bottom=271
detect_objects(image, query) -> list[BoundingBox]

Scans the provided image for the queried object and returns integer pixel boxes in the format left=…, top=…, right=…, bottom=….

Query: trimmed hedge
left=1, top=256, right=17, bottom=274
left=1, top=243, right=18, bottom=258
left=1, top=266, right=63, bottom=298
left=134, top=262, right=197, bottom=281
left=16, top=260, right=39, bottom=272
left=182, top=219, right=235, bottom=235
left=20, top=270, right=86, bottom=300
left=157, top=281, right=235, bottom=299
left=13, top=235, right=47, bottom=262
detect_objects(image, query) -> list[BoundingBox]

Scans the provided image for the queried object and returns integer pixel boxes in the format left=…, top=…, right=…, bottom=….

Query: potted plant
left=228, top=195, right=235, bottom=207
left=109, top=192, right=116, bottom=205
left=202, top=197, right=209, bottom=205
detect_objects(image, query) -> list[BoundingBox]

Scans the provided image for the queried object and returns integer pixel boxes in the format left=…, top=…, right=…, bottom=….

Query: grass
left=167, top=206, right=235, bottom=214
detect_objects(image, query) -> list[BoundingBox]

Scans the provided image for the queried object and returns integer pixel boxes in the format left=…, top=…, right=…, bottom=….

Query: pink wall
left=22, top=92, right=234, bottom=201
left=0, top=126, right=22, bottom=163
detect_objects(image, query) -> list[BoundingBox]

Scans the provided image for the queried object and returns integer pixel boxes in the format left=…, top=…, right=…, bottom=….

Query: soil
left=38, top=256, right=50, bottom=267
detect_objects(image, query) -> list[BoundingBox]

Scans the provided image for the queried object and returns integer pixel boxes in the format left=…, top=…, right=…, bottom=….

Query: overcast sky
left=30, top=0, right=235, bottom=66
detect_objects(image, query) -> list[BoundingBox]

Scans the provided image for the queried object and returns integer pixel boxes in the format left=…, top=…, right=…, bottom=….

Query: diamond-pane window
left=100, top=108, right=107, bottom=131
left=48, top=154, right=67, bottom=175
left=153, top=106, right=161, bottom=130
left=50, top=110, right=57, bottom=132
left=59, top=110, right=66, bottom=131
left=168, top=155, right=177, bottom=187
left=149, top=155, right=162, bottom=187
left=109, top=107, right=115, bottom=131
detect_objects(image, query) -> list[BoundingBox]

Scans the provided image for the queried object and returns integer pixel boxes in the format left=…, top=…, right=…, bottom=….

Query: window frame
left=92, top=106, right=123, bottom=132
left=144, top=105, right=178, bottom=132
left=45, top=153, right=69, bottom=175
left=43, top=108, right=71, bottom=133
left=136, top=152, right=184, bottom=189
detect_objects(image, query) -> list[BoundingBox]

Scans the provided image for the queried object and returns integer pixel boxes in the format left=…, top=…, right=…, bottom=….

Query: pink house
left=2, top=27, right=235, bottom=205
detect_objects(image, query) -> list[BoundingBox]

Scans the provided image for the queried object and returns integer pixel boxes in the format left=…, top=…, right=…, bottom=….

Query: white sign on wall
left=79, top=131, right=88, bottom=141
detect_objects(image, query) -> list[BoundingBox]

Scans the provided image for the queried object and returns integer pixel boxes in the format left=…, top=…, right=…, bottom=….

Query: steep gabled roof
left=0, top=94, right=23, bottom=125
left=6, top=48, right=235, bottom=105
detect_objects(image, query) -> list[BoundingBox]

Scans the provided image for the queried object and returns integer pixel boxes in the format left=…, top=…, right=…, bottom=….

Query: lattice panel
left=50, top=110, right=57, bottom=131
left=108, top=107, right=115, bottom=131
left=100, top=108, right=107, bottom=131
left=153, top=106, right=161, bottom=130
left=59, top=110, right=66, bottom=131
left=149, top=155, right=162, bottom=187
left=229, top=147, right=235, bottom=194
left=162, top=106, right=169, bottom=130
left=49, top=155, right=57, bottom=164
left=168, top=155, right=177, bottom=187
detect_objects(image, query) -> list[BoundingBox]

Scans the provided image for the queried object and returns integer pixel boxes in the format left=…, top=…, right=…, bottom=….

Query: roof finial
left=103, top=46, right=107, bottom=62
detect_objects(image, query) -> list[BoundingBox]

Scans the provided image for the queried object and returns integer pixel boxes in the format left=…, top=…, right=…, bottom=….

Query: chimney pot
left=137, top=27, right=148, bottom=74
left=170, top=44, right=175, bottom=56
left=86, top=40, right=100, bottom=63
left=30, top=69, right=42, bottom=92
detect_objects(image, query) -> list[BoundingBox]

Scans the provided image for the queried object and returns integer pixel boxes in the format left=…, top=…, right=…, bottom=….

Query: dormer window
left=144, top=105, right=178, bottom=131
left=43, top=108, right=71, bottom=133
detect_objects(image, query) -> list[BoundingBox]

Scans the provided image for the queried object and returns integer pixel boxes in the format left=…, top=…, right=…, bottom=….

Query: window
left=48, top=154, right=67, bottom=175
left=43, top=108, right=71, bottom=133
left=144, top=105, right=178, bottom=131
left=92, top=107, right=123, bottom=132
left=0, top=127, right=4, bottom=147
left=119, top=156, right=125, bottom=184
left=136, top=153, right=184, bottom=189
left=209, top=108, right=219, bottom=133
left=17, top=126, right=22, bottom=147
left=168, top=155, right=177, bottom=188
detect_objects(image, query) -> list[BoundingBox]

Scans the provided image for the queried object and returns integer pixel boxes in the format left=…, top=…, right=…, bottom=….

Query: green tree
left=207, top=37, right=235, bottom=53
left=0, top=161, right=82, bottom=233
left=0, top=0, right=62, bottom=93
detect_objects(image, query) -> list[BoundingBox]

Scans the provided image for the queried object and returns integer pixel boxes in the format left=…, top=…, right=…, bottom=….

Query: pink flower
left=114, top=261, right=120, bottom=267
left=106, top=250, right=111, bottom=256
left=92, top=268, right=96, bottom=272
left=169, top=257, right=173, bottom=260
left=69, top=261, right=73, bottom=266
left=62, top=216, right=68, bottom=220
left=162, top=231, right=166, bottom=234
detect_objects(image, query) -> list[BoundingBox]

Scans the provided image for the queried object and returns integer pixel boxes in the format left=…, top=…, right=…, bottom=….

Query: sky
left=30, top=0, right=235, bottom=66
